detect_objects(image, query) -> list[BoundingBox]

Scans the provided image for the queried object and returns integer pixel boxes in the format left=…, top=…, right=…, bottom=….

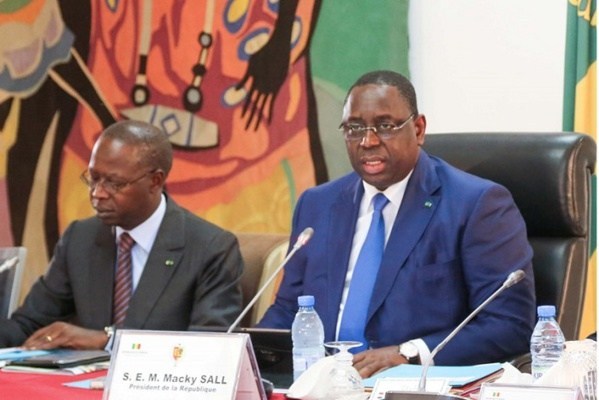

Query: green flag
left=563, top=0, right=596, bottom=339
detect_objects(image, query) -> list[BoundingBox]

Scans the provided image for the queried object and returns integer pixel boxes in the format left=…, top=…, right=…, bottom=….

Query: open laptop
left=0, top=247, right=26, bottom=319
left=4, top=349, right=110, bottom=368
left=200, top=327, right=293, bottom=388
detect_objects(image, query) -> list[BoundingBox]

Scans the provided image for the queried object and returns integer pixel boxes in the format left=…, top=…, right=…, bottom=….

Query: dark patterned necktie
left=113, top=232, right=135, bottom=327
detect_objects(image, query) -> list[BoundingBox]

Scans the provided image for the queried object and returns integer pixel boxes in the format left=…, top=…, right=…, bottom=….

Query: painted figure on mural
left=0, top=1, right=326, bottom=268
left=0, top=0, right=110, bottom=251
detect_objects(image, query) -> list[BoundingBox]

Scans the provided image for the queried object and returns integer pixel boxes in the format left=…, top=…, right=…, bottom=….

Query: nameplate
left=479, top=382, right=582, bottom=400
left=102, top=330, right=266, bottom=400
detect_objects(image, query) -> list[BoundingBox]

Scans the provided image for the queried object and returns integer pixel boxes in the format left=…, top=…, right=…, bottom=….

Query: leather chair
left=423, top=132, right=596, bottom=341
left=236, top=232, right=289, bottom=327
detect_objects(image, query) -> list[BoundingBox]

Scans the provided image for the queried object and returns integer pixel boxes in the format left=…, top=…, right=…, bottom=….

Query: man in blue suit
left=258, top=70, right=536, bottom=378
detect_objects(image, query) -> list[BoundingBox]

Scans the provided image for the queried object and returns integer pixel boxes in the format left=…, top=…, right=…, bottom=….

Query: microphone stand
left=384, top=270, right=525, bottom=400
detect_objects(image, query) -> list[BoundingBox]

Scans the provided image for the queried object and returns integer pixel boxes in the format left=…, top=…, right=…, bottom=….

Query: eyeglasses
left=80, top=169, right=156, bottom=195
left=338, top=113, right=416, bottom=141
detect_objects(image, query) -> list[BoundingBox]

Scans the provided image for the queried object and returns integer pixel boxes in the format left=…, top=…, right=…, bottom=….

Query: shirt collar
left=361, top=170, right=414, bottom=209
left=115, top=194, right=167, bottom=253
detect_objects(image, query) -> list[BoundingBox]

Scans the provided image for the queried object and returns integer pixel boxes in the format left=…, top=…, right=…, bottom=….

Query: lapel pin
left=424, top=201, right=433, bottom=208
left=165, top=259, right=174, bottom=267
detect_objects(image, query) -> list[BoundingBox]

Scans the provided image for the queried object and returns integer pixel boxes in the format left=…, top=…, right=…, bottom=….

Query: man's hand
left=352, top=345, right=409, bottom=378
left=22, top=322, right=108, bottom=350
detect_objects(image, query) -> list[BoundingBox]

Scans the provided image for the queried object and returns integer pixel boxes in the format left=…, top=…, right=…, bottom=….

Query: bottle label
left=293, top=357, right=308, bottom=377
left=292, top=350, right=324, bottom=380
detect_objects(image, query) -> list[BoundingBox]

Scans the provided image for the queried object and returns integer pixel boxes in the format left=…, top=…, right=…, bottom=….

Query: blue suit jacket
left=259, top=150, right=536, bottom=365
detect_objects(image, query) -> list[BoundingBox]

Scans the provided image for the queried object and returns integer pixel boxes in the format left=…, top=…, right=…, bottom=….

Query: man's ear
left=150, top=169, right=166, bottom=192
left=415, top=114, right=427, bottom=146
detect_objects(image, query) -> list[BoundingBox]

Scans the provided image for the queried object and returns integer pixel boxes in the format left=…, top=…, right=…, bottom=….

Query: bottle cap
left=298, top=295, right=315, bottom=307
left=537, top=305, right=557, bottom=317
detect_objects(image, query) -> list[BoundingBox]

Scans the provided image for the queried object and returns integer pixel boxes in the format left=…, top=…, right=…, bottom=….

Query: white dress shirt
left=334, top=173, right=432, bottom=363
left=115, top=193, right=166, bottom=291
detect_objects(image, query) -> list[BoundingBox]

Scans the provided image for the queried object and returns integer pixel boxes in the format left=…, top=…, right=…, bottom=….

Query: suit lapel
left=368, top=152, right=441, bottom=320
left=324, top=176, right=363, bottom=337
left=125, top=198, right=185, bottom=328
left=90, top=225, right=117, bottom=327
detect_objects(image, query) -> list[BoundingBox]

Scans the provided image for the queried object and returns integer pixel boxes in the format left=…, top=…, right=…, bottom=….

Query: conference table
left=0, top=370, right=288, bottom=399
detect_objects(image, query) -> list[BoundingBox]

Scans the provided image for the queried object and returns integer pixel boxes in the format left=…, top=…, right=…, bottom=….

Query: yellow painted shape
left=19, top=111, right=58, bottom=304
left=0, top=98, right=20, bottom=177
left=574, top=62, right=597, bottom=136
left=285, top=72, right=301, bottom=122
left=226, top=0, right=250, bottom=22
left=579, top=251, right=597, bottom=339
left=204, top=160, right=293, bottom=233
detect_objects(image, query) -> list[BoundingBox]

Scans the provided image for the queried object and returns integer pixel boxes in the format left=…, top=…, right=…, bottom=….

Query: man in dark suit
left=0, top=120, right=243, bottom=349
left=258, top=70, right=536, bottom=377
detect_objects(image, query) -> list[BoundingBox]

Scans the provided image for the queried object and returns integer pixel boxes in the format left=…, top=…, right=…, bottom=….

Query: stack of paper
left=363, top=363, right=503, bottom=399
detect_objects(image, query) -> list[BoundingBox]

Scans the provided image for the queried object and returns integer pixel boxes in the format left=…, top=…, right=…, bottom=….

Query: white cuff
left=410, top=338, right=433, bottom=366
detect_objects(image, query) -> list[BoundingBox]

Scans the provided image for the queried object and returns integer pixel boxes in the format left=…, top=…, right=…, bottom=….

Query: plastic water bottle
left=530, top=305, right=565, bottom=380
left=292, top=295, right=325, bottom=381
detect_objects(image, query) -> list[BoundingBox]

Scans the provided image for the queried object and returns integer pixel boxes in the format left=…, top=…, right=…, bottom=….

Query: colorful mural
left=0, top=0, right=409, bottom=298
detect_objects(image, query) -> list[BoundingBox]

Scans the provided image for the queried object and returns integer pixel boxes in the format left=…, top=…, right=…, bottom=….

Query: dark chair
left=423, top=132, right=596, bottom=343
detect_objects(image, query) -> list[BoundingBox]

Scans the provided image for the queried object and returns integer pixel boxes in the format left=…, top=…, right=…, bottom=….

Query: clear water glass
left=324, top=341, right=367, bottom=400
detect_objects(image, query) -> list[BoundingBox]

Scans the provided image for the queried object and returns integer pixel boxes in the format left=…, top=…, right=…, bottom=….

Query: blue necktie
left=339, top=193, right=389, bottom=352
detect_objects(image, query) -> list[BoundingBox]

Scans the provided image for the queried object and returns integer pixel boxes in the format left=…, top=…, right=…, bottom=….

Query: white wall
left=409, top=0, right=567, bottom=134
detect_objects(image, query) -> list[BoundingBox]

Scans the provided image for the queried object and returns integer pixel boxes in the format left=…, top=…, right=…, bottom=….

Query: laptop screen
left=199, top=326, right=293, bottom=388
left=0, top=248, right=26, bottom=319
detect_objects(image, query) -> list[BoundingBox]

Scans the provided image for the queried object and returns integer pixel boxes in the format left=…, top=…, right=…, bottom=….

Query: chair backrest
left=423, top=132, right=596, bottom=340
left=236, top=232, right=289, bottom=327
left=0, top=247, right=27, bottom=319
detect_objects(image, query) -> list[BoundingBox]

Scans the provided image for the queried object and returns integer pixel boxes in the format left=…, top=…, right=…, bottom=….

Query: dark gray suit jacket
left=0, top=197, right=243, bottom=347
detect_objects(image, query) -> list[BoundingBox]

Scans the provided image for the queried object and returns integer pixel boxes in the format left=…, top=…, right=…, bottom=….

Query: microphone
left=0, top=257, right=19, bottom=274
left=384, top=269, right=526, bottom=400
left=227, top=227, right=314, bottom=333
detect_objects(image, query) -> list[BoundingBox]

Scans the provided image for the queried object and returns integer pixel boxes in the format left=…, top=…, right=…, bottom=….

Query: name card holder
left=102, top=330, right=267, bottom=400
left=479, top=382, right=583, bottom=400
